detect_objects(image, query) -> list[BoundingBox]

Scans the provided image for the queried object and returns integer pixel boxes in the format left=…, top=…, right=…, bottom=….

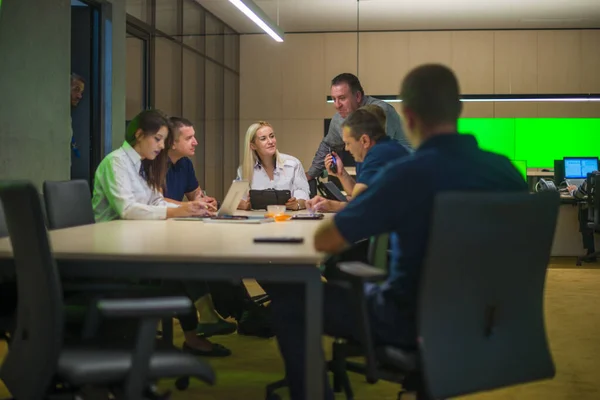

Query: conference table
left=0, top=211, right=329, bottom=397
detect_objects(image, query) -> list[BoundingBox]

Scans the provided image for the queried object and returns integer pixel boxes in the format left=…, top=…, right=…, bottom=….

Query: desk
left=0, top=214, right=326, bottom=397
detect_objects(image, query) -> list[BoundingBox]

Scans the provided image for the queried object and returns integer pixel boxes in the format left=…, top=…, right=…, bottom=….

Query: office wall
left=0, top=0, right=71, bottom=189
left=110, top=0, right=127, bottom=152
left=240, top=30, right=600, bottom=170
left=127, top=0, right=240, bottom=200
left=0, top=0, right=126, bottom=189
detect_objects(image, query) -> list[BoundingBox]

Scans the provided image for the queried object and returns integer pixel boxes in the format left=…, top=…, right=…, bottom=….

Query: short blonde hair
left=241, top=121, right=282, bottom=184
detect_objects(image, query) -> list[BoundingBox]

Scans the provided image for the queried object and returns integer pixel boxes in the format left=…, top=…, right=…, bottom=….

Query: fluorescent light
left=326, top=94, right=600, bottom=103
left=229, top=0, right=284, bottom=42
left=460, top=98, right=600, bottom=102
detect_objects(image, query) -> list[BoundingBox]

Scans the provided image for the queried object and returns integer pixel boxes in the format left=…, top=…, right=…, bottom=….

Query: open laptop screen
left=564, top=157, right=599, bottom=179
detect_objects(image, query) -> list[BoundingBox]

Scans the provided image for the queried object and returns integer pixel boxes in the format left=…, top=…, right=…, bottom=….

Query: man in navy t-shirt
left=306, top=107, right=410, bottom=213
left=164, top=117, right=237, bottom=338
left=164, top=117, right=217, bottom=208
left=262, top=64, right=528, bottom=400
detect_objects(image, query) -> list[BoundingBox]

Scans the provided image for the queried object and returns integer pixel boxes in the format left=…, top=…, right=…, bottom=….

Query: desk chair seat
left=375, top=347, right=418, bottom=372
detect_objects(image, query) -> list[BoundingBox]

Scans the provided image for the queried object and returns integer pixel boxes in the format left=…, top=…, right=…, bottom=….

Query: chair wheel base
left=175, top=377, right=189, bottom=390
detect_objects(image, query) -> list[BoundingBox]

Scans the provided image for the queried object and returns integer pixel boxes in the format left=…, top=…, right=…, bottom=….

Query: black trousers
left=578, top=205, right=596, bottom=253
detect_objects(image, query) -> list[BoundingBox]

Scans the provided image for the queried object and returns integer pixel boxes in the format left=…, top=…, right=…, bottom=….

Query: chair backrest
left=0, top=181, right=65, bottom=399
left=43, top=179, right=95, bottom=230
left=308, top=178, right=318, bottom=199
left=417, top=191, right=559, bottom=399
left=584, top=173, right=600, bottom=226
left=0, top=201, right=7, bottom=238
left=368, top=233, right=390, bottom=271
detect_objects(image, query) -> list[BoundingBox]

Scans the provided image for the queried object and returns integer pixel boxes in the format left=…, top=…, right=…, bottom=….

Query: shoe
left=196, top=319, right=237, bottom=337
left=182, top=341, right=232, bottom=357
left=237, top=305, right=274, bottom=338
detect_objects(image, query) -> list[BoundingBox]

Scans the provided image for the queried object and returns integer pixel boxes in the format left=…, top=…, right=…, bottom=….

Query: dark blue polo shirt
left=334, top=134, right=528, bottom=347
left=164, top=157, right=199, bottom=201
left=355, top=136, right=410, bottom=186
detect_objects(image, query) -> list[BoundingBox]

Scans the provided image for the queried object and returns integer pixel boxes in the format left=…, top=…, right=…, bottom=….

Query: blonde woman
left=237, top=121, right=310, bottom=210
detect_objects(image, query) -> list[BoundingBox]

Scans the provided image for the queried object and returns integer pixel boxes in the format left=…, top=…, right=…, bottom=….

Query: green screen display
left=458, top=118, right=600, bottom=168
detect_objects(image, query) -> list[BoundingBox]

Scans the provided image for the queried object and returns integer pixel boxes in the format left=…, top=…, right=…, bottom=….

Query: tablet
left=249, top=189, right=291, bottom=210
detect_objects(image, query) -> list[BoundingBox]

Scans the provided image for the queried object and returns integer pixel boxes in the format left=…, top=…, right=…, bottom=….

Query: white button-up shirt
left=237, top=153, right=310, bottom=200
left=92, top=141, right=177, bottom=222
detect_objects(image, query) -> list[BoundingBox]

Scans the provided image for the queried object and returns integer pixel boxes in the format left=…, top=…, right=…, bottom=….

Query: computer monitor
left=563, top=157, right=599, bottom=179
left=511, top=160, right=527, bottom=181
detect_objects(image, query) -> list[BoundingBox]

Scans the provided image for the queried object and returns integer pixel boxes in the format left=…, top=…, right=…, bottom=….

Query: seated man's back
left=332, top=81, right=528, bottom=348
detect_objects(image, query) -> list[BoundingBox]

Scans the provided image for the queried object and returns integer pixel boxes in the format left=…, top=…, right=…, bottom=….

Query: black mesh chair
left=43, top=180, right=95, bottom=230
left=43, top=179, right=191, bottom=389
left=0, top=201, right=16, bottom=342
left=0, top=201, right=7, bottom=238
left=0, top=180, right=215, bottom=399
left=42, top=180, right=166, bottom=337
left=576, top=173, right=600, bottom=266
left=266, top=191, right=559, bottom=400
left=328, top=191, right=559, bottom=400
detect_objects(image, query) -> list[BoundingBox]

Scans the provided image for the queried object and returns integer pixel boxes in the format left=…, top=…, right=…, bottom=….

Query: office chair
left=0, top=201, right=6, bottom=238
left=0, top=201, right=16, bottom=343
left=42, top=180, right=168, bottom=336
left=43, top=180, right=95, bottom=230
left=42, top=179, right=194, bottom=390
left=308, top=178, right=318, bottom=199
left=332, top=191, right=559, bottom=399
left=0, top=180, right=216, bottom=399
left=267, top=191, right=559, bottom=400
left=576, top=173, right=600, bottom=266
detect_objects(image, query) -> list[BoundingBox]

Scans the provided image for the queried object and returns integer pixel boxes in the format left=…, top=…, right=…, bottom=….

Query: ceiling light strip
left=326, top=94, right=600, bottom=103
left=229, top=0, right=284, bottom=42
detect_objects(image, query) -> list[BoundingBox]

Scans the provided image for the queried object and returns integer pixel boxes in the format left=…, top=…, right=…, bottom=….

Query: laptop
left=563, top=157, right=599, bottom=187
left=173, top=180, right=271, bottom=223
left=205, top=180, right=273, bottom=224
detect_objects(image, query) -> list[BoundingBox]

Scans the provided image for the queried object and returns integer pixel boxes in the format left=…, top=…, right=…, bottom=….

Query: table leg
left=304, top=268, right=323, bottom=398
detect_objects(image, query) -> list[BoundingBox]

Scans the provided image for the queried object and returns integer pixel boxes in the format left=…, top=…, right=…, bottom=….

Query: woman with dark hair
left=92, top=109, right=230, bottom=356
left=93, top=109, right=213, bottom=221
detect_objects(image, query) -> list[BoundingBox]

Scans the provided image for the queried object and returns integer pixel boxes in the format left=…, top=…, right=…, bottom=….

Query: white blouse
left=92, top=141, right=178, bottom=222
left=237, top=153, right=310, bottom=200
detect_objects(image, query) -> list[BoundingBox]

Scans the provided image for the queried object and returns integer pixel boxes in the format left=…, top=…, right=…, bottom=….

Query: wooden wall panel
left=358, top=32, right=410, bottom=96
left=581, top=30, right=600, bottom=93
left=239, top=35, right=284, bottom=120
left=451, top=31, right=494, bottom=94
left=280, top=34, right=325, bottom=120
left=494, top=103, right=538, bottom=118
left=408, top=32, right=452, bottom=69
left=537, top=30, right=582, bottom=93
left=494, top=31, right=538, bottom=94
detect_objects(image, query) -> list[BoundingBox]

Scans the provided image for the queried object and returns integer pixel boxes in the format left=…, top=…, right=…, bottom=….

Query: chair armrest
left=97, top=296, right=191, bottom=319
left=337, top=261, right=387, bottom=283
left=335, top=262, right=383, bottom=384
left=96, top=296, right=193, bottom=398
left=63, top=282, right=143, bottom=293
